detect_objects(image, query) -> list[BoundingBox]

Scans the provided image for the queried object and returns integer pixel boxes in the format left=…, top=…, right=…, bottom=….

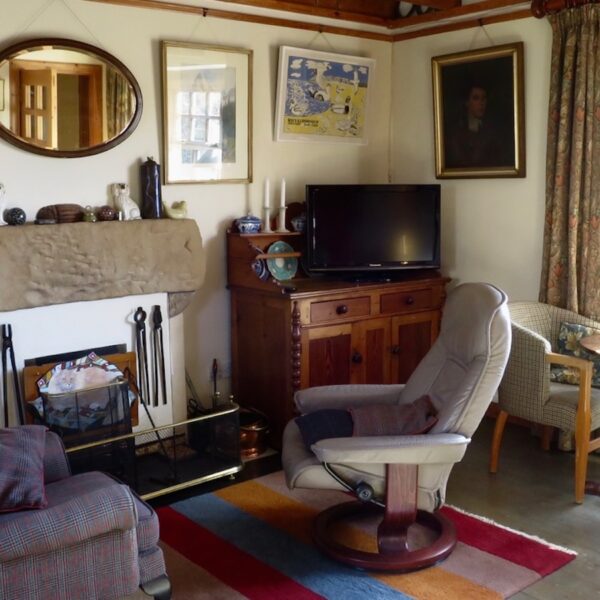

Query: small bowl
left=234, top=213, right=262, bottom=234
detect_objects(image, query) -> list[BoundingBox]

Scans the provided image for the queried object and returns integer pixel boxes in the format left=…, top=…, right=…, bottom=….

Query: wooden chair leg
left=574, top=423, right=591, bottom=504
left=489, top=410, right=508, bottom=473
left=540, top=425, right=554, bottom=451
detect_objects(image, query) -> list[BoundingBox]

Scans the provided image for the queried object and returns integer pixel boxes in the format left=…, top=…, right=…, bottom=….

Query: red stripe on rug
left=441, top=506, right=574, bottom=576
left=157, top=506, right=324, bottom=600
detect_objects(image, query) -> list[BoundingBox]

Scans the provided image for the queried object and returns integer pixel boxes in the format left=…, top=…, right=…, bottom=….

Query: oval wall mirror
left=0, top=38, right=142, bottom=157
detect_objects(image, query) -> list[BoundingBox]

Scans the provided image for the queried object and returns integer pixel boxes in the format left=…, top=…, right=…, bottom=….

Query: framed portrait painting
left=161, top=41, right=252, bottom=184
left=274, top=46, right=375, bottom=144
left=432, top=42, right=525, bottom=179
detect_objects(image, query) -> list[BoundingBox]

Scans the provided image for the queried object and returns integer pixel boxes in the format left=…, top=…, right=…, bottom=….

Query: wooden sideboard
left=227, top=231, right=449, bottom=446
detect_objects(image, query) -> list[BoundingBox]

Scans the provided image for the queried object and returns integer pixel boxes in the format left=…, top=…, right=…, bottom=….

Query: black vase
left=140, top=157, right=164, bottom=219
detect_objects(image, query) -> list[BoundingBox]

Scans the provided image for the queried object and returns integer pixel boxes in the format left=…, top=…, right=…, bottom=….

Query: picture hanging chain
left=468, top=20, right=496, bottom=49
left=306, top=29, right=338, bottom=54
left=186, top=9, right=221, bottom=45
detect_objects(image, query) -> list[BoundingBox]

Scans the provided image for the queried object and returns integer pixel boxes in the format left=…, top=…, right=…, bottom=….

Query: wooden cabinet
left=227, top=231, right=449, bottom=446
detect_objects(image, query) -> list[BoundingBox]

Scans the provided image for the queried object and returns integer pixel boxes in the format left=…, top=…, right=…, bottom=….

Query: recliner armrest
left=311, top=433, right=469, bottom=465
left=295, top=384, right=405, bottom=413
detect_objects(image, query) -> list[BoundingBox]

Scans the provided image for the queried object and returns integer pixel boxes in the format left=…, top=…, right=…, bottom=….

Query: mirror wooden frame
left=0, top=37, right=143, bottom=158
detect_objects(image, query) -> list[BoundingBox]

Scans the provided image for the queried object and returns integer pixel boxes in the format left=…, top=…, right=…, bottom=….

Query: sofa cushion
left=0, top=425, right=47, bottom=512
left=551, top=322, right=600, bottom=387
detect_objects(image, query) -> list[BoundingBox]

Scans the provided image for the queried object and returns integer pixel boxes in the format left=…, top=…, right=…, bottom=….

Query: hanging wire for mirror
left=186, top=7, right=222, bottom=45
left=18, top=0, right=107, bottom=51
left=468, top=20, right=496, bottom=49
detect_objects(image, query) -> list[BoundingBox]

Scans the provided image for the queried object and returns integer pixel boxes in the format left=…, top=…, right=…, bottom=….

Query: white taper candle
left=264, top=178, right=270, bottom=209
left=280, top=178, right=286, bottom=208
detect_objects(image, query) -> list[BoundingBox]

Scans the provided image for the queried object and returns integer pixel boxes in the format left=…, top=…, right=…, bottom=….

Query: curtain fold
left=539, top=5, right=600, bottom=319
left=106, top=67, right=133, bottom=139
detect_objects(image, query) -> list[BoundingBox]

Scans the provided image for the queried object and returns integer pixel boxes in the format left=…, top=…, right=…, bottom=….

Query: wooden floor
left=150, top=418, right=600, bottom=599
left=447, top=418, right=600, bottom=599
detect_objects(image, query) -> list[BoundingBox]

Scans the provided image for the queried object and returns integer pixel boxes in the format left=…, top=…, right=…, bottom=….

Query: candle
left=264, top=178, right=270, bottom=209
left=280, top=178, right=286, bottom=208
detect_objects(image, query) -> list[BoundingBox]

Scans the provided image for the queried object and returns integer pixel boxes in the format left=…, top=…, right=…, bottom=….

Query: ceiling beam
left=86, top=0, right=535, bottom=41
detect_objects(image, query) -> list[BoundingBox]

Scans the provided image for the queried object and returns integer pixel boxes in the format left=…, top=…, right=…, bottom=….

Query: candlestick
left=263, top=178, right=272, bottom=232
left=280, top=178, right=286, bottom=209
left=276, top=206, right=288, bottom=233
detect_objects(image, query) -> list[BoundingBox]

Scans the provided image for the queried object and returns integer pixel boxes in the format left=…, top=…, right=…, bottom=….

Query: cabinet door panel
left=308, top=327, right=352, bottom=386
left=391, top=313, right=436, bottom=383
left=351, top=318, right=391, bottom=384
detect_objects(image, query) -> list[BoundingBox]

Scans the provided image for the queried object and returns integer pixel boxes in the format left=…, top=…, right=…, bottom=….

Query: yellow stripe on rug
left=216, top=480, right=499, bottom=600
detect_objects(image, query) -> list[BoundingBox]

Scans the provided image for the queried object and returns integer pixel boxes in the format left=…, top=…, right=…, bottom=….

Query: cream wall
left=391, top=18, right=552, bottom=301
left=0, top=0, right=391, bottom=403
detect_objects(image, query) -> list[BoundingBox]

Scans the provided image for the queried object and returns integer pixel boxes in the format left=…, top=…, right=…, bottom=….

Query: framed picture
left=432, top=42, right=525, bottom=179
left=161, top=41, right=252, bottom=184
left=274, top=46, right=375, bottom=144
left=0, top=79, right=4, bottom=111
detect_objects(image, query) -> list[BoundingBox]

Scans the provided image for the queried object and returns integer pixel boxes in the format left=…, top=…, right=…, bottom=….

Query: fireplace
left=0, top=219, right=204, bottom=431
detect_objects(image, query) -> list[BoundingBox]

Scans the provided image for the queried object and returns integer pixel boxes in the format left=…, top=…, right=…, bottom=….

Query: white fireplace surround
left=0, top=219, right=205, bottom=430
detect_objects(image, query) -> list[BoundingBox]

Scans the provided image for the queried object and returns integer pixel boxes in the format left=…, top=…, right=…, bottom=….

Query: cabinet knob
left=336, top=304, right=349, bottom=315
left=351, top=351, right=363, bottom=364
left=391, top=345, right=401, bottom=355
left=405, top=296, right=415, bottom=305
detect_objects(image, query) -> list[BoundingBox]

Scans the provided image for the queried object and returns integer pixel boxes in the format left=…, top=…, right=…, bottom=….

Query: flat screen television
left=305, top=184, right=440, bottom=277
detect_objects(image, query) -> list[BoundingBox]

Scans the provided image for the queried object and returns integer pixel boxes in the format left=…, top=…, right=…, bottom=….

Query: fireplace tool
left=134, top=307, right=150, bottom=406
left=1, top=324, right=25, bottom=427
left=152, top=305, right=167, bottom=407
left=132, top=308, right=177, bottom=483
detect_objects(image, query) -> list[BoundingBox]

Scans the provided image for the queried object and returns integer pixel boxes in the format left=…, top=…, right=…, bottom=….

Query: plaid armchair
left=490, top=301, right=600, bottom=503
left=0, top=430, right=171, bottom=600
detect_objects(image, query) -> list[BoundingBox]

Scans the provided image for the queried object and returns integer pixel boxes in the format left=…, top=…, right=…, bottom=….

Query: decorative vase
left=140, top=157, right=164, bottom=219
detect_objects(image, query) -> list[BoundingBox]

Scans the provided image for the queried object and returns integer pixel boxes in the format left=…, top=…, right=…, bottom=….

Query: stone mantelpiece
left=0, top=219, right=204, bottom=316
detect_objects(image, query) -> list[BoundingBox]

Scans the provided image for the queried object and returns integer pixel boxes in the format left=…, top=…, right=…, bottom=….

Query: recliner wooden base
left=313, top=463, right=457, bottom=572
left=313, top=501, right=456, bottom=572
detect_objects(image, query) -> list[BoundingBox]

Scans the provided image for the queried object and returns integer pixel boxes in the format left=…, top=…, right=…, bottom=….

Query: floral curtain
left=539, top=5, right=600, bottom=319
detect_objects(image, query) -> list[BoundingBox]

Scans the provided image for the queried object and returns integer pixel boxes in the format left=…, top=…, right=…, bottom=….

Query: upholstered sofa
left=0, top=429, right=170, bottom=600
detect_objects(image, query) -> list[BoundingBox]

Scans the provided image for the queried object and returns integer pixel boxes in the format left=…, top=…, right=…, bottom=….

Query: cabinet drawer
left=380, top=289, right=433, bottom=314
left=310, top=296, right=371, bottom=324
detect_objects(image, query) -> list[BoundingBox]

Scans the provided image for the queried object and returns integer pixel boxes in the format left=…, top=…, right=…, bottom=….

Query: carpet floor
left=157, top=471, right=576, bottom=599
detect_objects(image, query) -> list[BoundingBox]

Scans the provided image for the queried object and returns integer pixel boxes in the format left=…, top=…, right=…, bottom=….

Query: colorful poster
left=275, top=47, right=375, bottom=144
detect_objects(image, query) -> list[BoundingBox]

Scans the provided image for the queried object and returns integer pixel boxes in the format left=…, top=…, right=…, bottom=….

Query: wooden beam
left=408, top=0, right=461, bottom=8
left=393, top=8, right=532, bottom=41
left=216, top=0, right=389, bottom=26
left=388, top=0, right=528, bottom=29
left=86, top=0, right=534, bottom=42
left=84, top=0, right=392, bottom=41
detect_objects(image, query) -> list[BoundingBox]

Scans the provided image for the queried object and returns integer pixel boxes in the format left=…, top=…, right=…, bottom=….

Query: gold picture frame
left=432, top=42, right=525, bottom=179
left=161, top=41, right=252, bottom=184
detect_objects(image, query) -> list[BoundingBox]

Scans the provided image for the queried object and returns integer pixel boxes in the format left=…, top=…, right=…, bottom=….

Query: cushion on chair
left=294, top=395, right=438, bottom=449
left=551, top=321, right=600, bottom=387
left=0, top=425, right=47, bottom=512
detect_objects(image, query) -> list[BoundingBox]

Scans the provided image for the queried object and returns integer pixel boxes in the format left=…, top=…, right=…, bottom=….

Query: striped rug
left=157, top=471, right=576, bottom=599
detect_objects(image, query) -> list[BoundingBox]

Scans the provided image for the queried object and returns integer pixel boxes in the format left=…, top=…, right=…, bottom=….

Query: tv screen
left=305, top=184, right=440, bottom=275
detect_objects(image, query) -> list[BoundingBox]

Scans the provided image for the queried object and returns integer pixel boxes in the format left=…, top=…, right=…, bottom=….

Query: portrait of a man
left=432, top=43, right=525, bottom=178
